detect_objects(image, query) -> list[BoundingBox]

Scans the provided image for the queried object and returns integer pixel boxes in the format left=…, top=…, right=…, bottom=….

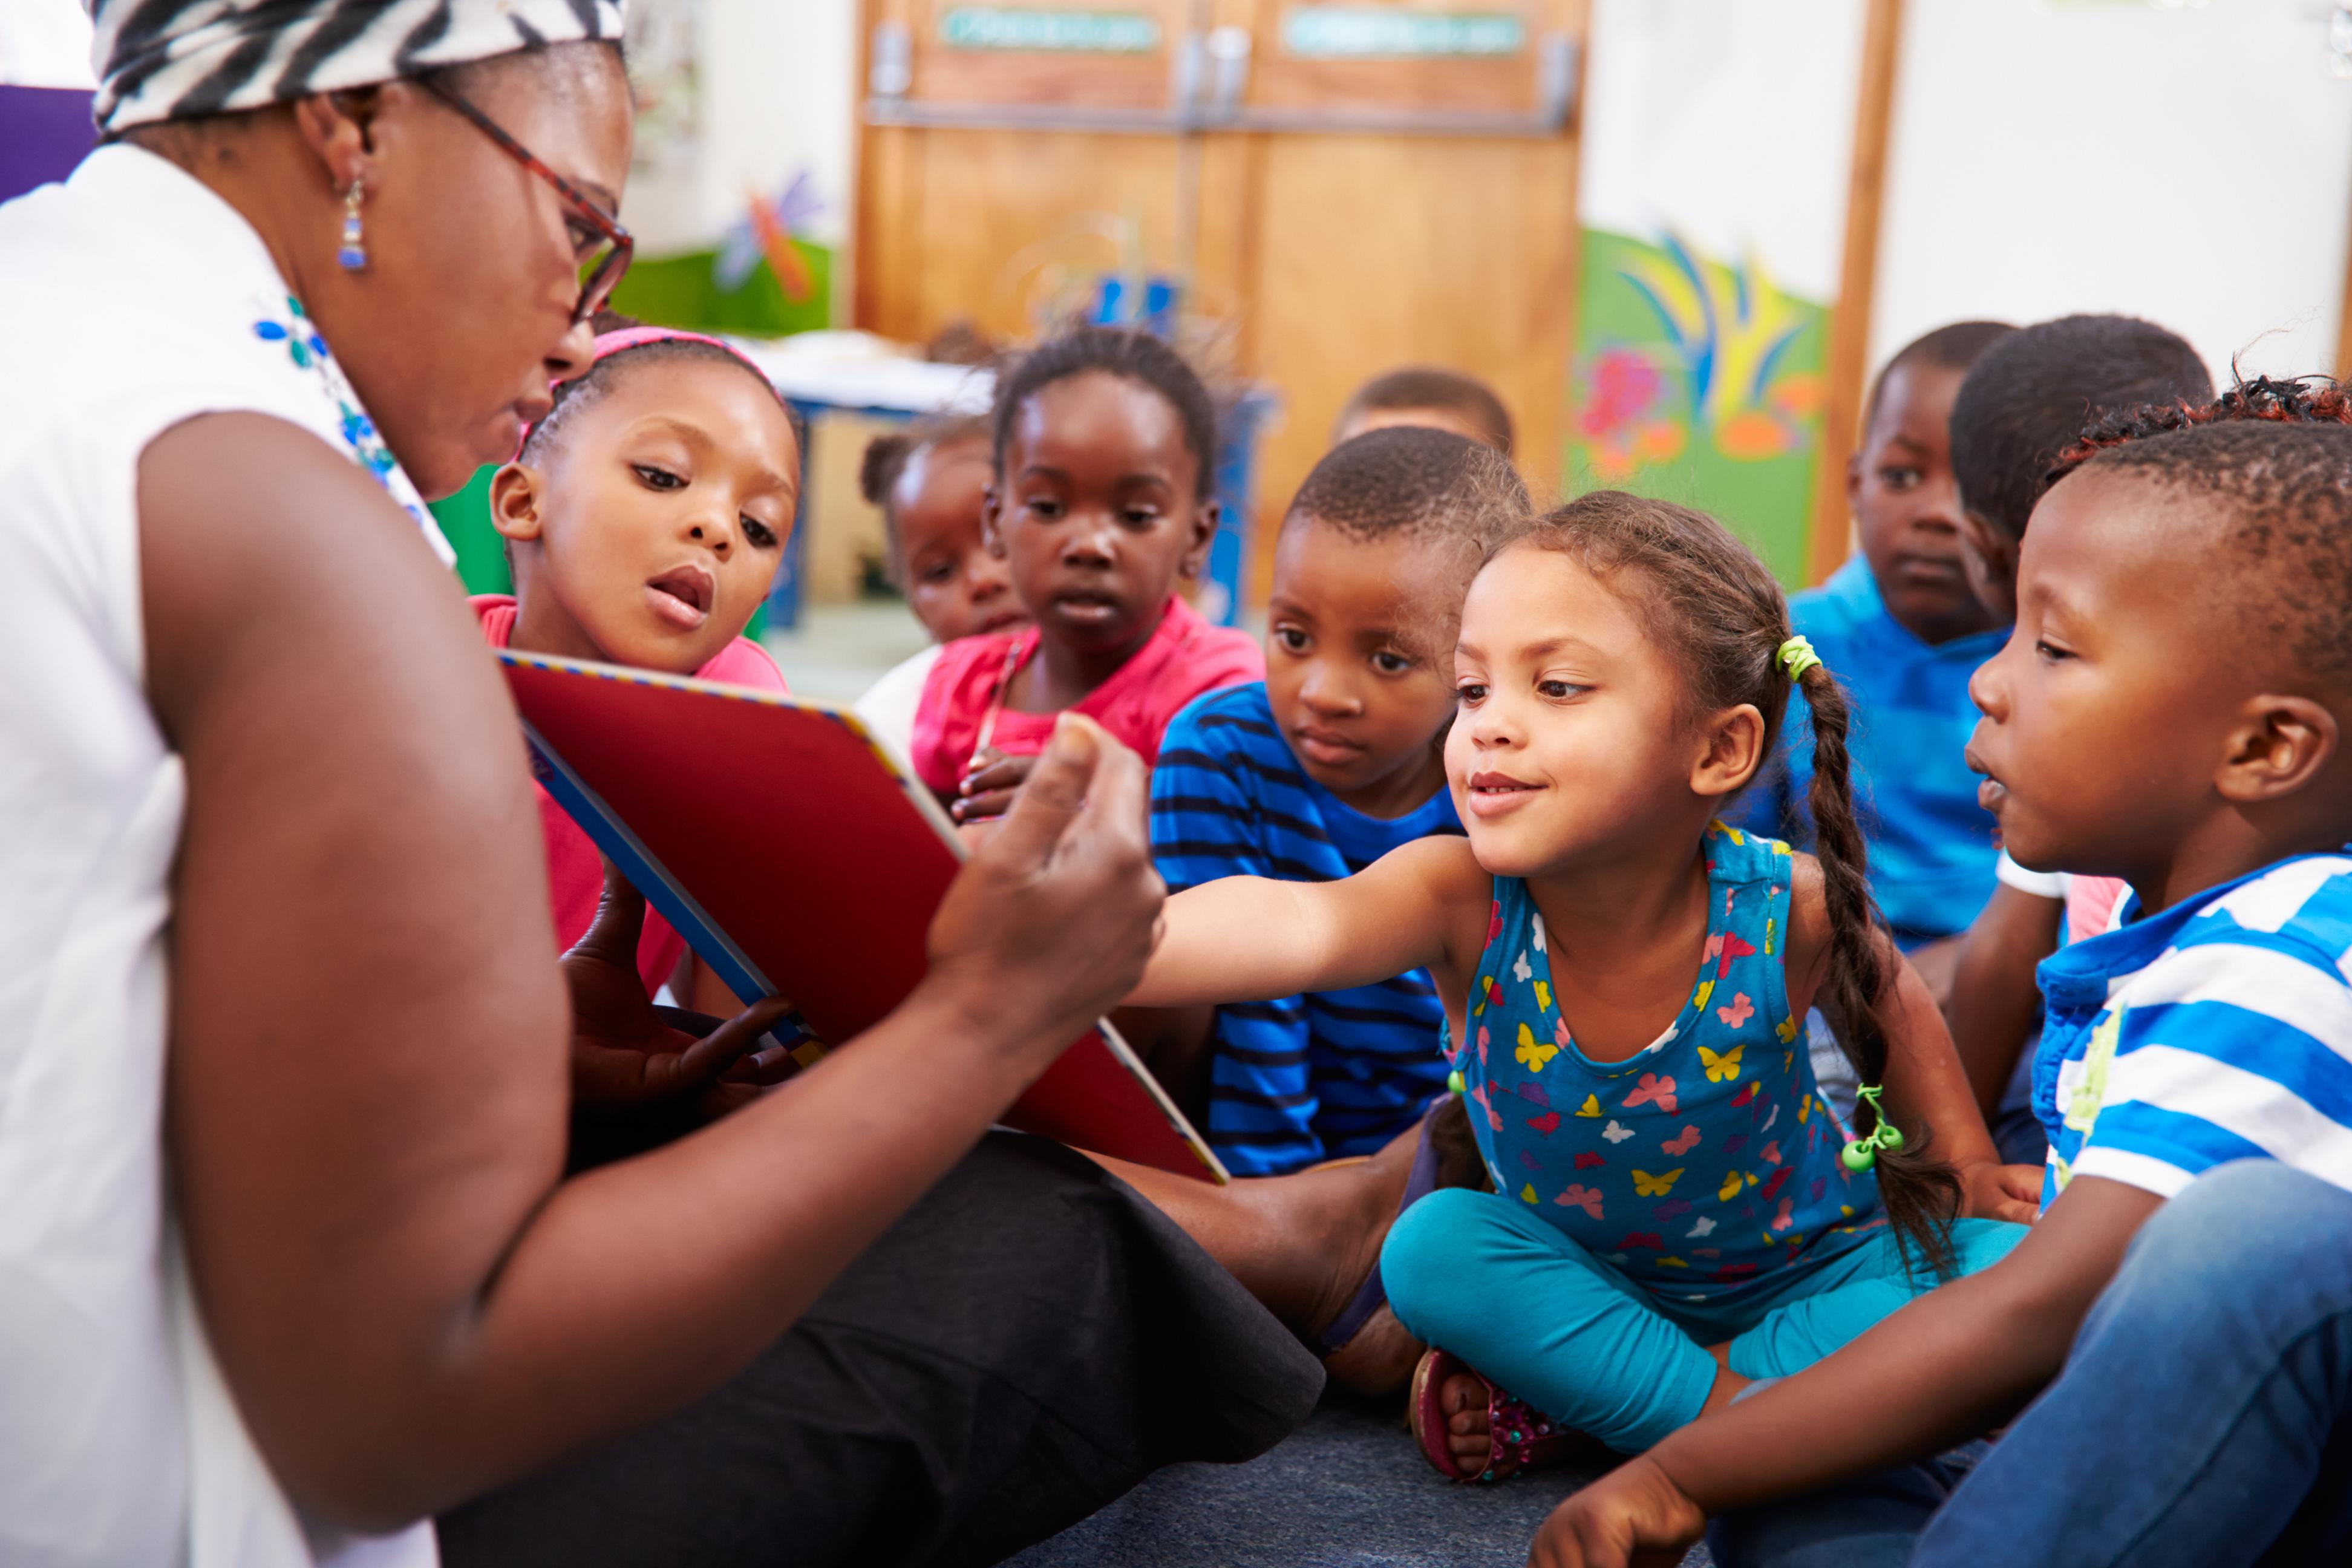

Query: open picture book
left=498, top=648, right=1227, bottom=1184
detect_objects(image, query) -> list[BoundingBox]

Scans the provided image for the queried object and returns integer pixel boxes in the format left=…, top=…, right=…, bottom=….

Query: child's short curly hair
left=858, top=414, right=990, bottom=511
left=989, top=327, right=1218, bottom=487
left=1947, top=314, right=2212, bottom=543
left=858, top=413, right=991, bottom=587
left=2050, top=374, right=2352, bottom=480
left=1335, top=366, right=1515, bottom=457
left=2056, top=380, right=2352, bottom=693
left=1287, top=425, right=1527, bottom=548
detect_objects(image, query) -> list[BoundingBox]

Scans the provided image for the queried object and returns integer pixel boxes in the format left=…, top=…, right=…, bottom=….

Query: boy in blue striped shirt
left=1151, top=426, right=1527, bottom=1175
left=1530, top=412, right=2352, bottom=1563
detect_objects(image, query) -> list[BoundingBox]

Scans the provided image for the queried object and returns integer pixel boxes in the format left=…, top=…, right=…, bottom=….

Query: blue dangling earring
left=336, top=180, right=367, bottom=272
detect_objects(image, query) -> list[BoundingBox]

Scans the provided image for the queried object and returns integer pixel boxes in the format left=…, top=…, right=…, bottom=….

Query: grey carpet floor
left=1010, top=1391, right=1711, bottom=1568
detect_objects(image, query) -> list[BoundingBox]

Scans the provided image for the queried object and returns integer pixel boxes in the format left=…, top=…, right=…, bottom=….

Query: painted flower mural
left=1566, top=229, right=1829, bottom=586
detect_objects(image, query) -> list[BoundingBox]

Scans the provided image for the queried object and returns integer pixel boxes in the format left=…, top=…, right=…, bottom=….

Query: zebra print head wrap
left=88, top=0, right=627, bottom=136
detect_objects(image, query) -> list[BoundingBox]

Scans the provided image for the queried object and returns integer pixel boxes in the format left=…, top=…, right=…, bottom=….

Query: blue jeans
left=1711, top=1160, right=2352, bottom=1568
left=1382, top=1187, right=2023, bottom=1453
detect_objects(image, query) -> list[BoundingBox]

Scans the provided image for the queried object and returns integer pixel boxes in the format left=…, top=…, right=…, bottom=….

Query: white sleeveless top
left=0, top=146, right=442, bottom=1568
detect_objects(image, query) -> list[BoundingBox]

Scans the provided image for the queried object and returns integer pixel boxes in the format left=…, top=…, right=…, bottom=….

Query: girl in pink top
left=478, top=324, right=797, bottom=1001
left=913, top=328, right=1263, bottom=819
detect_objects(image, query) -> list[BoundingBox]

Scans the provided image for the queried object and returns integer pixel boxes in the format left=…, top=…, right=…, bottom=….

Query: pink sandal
left=1408, top=1348, right=1587, bottom=1482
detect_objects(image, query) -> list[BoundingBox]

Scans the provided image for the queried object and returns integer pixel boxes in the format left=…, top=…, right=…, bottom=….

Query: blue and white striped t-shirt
left=1151, top=683, right=1460, bottom=1176
left=2034, top=851, right=2352, bottom=1204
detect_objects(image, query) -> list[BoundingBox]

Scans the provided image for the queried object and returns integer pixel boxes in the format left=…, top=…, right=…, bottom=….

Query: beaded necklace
left=250, top=292, right=453, bottom=566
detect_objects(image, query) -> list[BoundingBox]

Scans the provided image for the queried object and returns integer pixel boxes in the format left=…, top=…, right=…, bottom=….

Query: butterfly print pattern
left=1448, top=822, right=1880, bottom=1304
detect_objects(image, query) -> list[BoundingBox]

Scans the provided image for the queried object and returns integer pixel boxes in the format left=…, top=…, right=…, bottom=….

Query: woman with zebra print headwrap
left=0, top=7, right=1314, bottom=1568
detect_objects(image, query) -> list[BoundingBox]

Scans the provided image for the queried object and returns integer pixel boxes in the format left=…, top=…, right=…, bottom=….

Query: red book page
left=500, top=651, right=1224, bottom=1183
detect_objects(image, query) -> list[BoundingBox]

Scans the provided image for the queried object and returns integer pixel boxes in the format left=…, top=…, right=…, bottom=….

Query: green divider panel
left=429, top=464, right=511, bottom=596
left=607, top=241, right=834, bottom=338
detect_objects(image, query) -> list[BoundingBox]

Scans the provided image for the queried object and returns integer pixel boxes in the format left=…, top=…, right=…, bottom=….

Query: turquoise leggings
left=1382, top=1188, right=2025, bottom=1454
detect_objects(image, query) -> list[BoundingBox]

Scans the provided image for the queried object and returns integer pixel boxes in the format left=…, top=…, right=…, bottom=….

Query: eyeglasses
left=416, top=74, right=633, bottom=327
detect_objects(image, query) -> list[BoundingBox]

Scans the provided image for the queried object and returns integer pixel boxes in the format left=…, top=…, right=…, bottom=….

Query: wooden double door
left=854, top=0, right=1589, bottom=601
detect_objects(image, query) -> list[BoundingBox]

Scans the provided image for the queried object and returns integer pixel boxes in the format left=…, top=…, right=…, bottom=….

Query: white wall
left=618, top=0, right=858, bottom=278
left=0, top=0, right=95, bottom=87
left=30, top=0, right=2350, bottom=374
left=705, top=0, right=854, bottom=248
left=1580, top=0, right=1867, bottom=302
left=0, top=0, right=860, bottom=264
left=1871, top=0, right=2352, bottom=384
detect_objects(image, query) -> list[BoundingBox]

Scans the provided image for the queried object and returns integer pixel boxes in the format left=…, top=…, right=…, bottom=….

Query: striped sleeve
left=2075, top=930, right=2352, bottom=1197
left=1150, top=692, right=1324, bottom=1174
left=1151, top=697, right=1275, bottom=892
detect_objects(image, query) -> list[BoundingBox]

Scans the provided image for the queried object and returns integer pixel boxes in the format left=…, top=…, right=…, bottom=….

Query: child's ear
left=1844, top=451, right=1863, bottom=513
left=1691, top=702, right=1768, bottom=799
left=980, top=483, right=1008, bottom=560
left=1178, top=498, right=1221, bottom=583
left=2215, top=694, right=2340, bottom=806
left=488, top=462, right=547, bottom=544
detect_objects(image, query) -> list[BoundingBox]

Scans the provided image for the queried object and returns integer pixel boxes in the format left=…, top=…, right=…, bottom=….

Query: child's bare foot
left=1413, top=1347, right=1613, bottom=1482
left=1441, top=1364, right=1508, bottom=1476
left=1440, top=1356, right=1733, bottom=1481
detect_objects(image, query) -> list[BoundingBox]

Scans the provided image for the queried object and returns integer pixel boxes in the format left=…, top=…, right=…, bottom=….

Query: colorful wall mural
left=1570, top=0, right=1869, bottom=589
left=1566, top=227, right=1829, bottom=587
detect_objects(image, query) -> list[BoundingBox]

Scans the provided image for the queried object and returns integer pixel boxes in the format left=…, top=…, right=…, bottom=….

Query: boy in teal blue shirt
left=1734, top=322, right=2013, bottom=973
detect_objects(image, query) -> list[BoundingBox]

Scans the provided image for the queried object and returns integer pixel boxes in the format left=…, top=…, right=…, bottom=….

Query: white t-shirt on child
left=853, top=642, right=942, bottom=771
left=1995, top=849, right=2070, bottom=901
left=1996, top=851, right=2132, bottom=947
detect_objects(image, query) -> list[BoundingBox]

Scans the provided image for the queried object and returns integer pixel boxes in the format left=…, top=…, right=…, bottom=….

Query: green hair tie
left=1840, top=1083, right=1906, bottom=1172
left=1778, top=636, right=1823, bottom=683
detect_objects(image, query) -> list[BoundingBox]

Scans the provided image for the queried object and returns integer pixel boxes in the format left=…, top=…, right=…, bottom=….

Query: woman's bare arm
left=1125, top=834, right=1488, bottom=1010
left=146, top=415, right=1164, bottom=1529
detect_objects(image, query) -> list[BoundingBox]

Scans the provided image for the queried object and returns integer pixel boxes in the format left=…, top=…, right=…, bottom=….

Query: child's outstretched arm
left=1786, top=857, right=2039, bottom=1224
left=1128, top=834, right=1488, bottom=1010
left=1525, top=1175, right=2164, bottom=1568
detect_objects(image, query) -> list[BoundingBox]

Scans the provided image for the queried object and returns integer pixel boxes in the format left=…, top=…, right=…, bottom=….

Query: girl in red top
left=479, top=324, right=797, bottom=1002
left=913, top=328, right=1263, bottom=820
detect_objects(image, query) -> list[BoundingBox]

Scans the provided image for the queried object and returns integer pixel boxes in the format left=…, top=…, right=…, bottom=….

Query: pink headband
left=590, top=325, right=745, bottom=363
left=519, top=327, right=775, bottom=453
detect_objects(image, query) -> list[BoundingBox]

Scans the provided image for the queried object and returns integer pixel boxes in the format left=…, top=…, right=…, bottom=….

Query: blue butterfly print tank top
left=1450, top=823, right=1884, bottom=1304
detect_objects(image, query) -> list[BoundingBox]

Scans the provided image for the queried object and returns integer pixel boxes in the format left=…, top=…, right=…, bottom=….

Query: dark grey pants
left=438, top=1132, right=1322, bottom=1568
